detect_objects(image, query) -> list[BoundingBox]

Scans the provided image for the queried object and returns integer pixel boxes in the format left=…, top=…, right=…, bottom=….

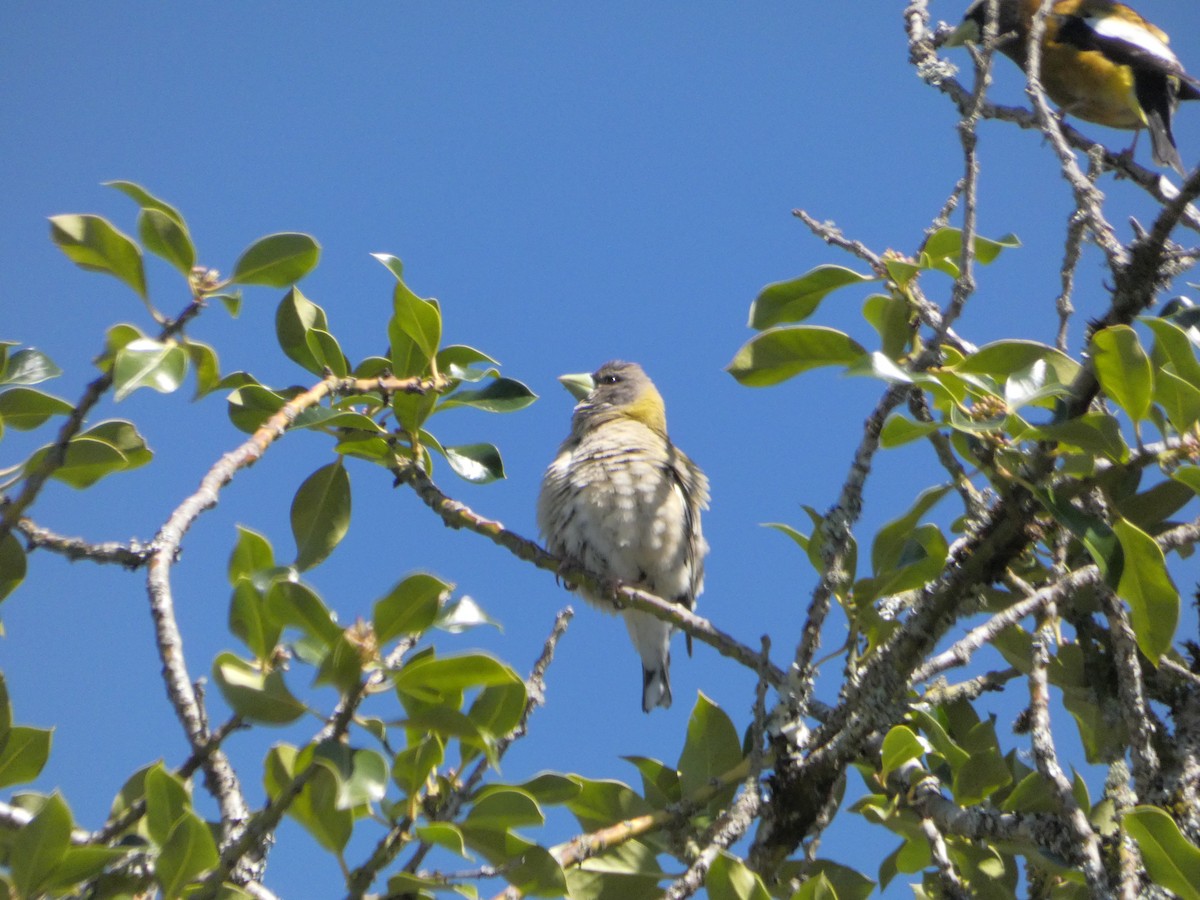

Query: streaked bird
left=538, top=361, right=709, bottom=712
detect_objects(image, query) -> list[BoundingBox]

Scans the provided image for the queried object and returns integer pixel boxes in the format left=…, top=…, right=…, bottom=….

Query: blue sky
left=4, top=3, right=1200, bottom=896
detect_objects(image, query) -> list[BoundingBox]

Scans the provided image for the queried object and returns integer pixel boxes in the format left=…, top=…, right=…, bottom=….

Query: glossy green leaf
left=1153, top=368, right=1200, bottom=431
left=843, top=351, right=914, bottom=384
left=953, top=723, right=1012, bottom=805
left=10, top=792, right=72, bottom=899
left=440, top=442, right=505, bottom=484
left=880, top=725, right=928, bottom=780
left=0, top=388, right=72, bottom=430
left=1092, top=326, right=1152, bottom=423
left=374, top=573, right=450, bottom=644
left=1124, top=806, right=1200, bottom=900
left=305, top=328, right=348, bottom=377
left=182, top=339, right=221, bottom=399
left=922, top=227, right=1020, bottom=274
left=727, top=326, right=866, bottom=386
left=707, top=852, right=772, bottom=900
left=377, top=253, right=442, bottom=365
left=86, top=419, right=152, bottom=468
left=506, top=844, right=567, bottom=897
left=226, top=383, right=289, bottom=433
left=42, top=845, right=126, bottom=894
left=879, top=413, right=940, bottom=448
left=227, top=525, right=276, bottom=586
left=0, top=348, right=63, bottom=387
left=157, top=812, right=219, bottom=898
left=139, top=207, right=196, bottom=274
left=677, top=692, right=742, bottom=800
left=566, top=776, right=652, bottom=831
left=1144, top=316, right=1200, bottom=387
left=392, top=736, right=444, bottom=797
left=748, top=265, right=874, bottom=330
left=1002, top=772, right=1057, bottom=813
left=275, top=287, right=336, bottom=375
left=28, top=436, right=126, bottom=489
left=623, top=755, right=682, bottom=807
left=466, top=787, right=544, bottom=832
left=263, top=745, right=352, bottom=853
left=439, top=377, right=537, bottom=413
left=1113, top=517, right=1178, bottom=662
left=395, top=652, right=522, bottom=701
left=863, top=293, right=911, bottom=359
left=229, top=580, right=280, bottom=661
left=1027, top=413, right=1128, bottom=463
left=113, top=338, right=188, bottom=401
left=106, top=180, right=186, bottom=223
left=953, top=340, right=1080, bottom=383
left=212, top=651, right=306, bottom=724
left=291, top=461, right=351, bottom=571
left=0, top=725, right=52, bottom=788
left=231, top=232, right=320, bottom=286
left=1035, top=487, right=1122, bottom=584
left=49, top=214, right=146, bottom=298
left=436, top=595, right=501, bottom=633
left=0, top=533, right=27, bottom=603
left=311, top=742, right=389, bottom=809
left=144, top=763, right=191, bottom=846
left=467, top=679, right=528, bottom=743
left=438, top=344, right=500, bottom=381
left=266, top=580, right=343, bottom=647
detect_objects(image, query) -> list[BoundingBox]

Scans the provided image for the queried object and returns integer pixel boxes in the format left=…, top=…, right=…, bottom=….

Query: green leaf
left=226, top=383, right=289, bottom=433
left=265, top=746, right=352, bottom=853
left=438, top=345, right=501, bottom=381
left=727, top=326, right=866, bottom=387
left=748, top=266, right=874, bottom=330
left=228, top=525, right=276, bottom=586
left=953, top=722, right=1012, bottom=805
left=10, top=792, right=72, bottom=898
left=1034, top=487, right=1122, bottom=584
left=212, top=651, right=307, bottom=724
left=953, top=340, right=1080, bottom=383
left=0, top=388, right=72, bottom=429
left=880, top=725, right=928, bottom=780
left=863, top=293, right=912, bottom=359
left=113, top=338, right=188, bottom=401
left=0, top=672, right=10, bottom=737
left=144, top=763, right=191, bottom=846
left=229, top=580, right=280, bottom=661
left=1092, top=326, right=1153, bottom=423
left=0, top=348, right=63, bottom=387
left=392, top=737, right=444, bottom=798
left=184, top=339, right=222, bottom=399
left=623, top=755, right=682, bottom=808
left=139, top=207, right=196, bottom=274
left=1123, top=807, right=1200, bottom=900
left=49, top=214, right=147, bottom=298
left=28, top=437, right=126, bottom=489
left=377, top=253, right=442, bottom=365
left=439, top=377, right=538, bottom=413
left=266, top=580, right=343, bottom=647
left=922, top=227, right=1020, bottom=275
left=439, top=442, right=505, bottom=484
left=0, top=725, right=52, bottom=788
left=105, top=180, right=186, bottom=223
left=706, top=852, right=772, bottom=900
left=677, top=693, right=742, bottom=801
left=506, top=844, right=567, bottom=897
left=275, top=288, right=340, bottom=375
left=1113, top=517, right=1179, bottom=662
left=1144, top=316, right=1200, bottom=386
left=879, top=413, right=940, bottom=448
left=566, top=777, right=651, bottom=831
left=374, top=573, right=451, bottom=644
left=156, top=811, right=218, bottom=898
left=1153, top=368, right=1200, bottom=432
left=395, top=653, right=523, bottom=702
left=0, top=533, right=27, bottom=603
left=231, top=232, right=320, bottom=286
left=291, top=461, right=351, bottom=570
left=312, top=742, right=389, bottom=809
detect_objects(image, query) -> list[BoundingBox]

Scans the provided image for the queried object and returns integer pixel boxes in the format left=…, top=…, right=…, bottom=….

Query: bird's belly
left=1043, top=48, right=1144, bottom=129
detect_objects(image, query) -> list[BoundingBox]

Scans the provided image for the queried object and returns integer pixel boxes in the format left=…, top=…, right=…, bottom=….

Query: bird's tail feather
left=642, top=665, right=672, bottom=712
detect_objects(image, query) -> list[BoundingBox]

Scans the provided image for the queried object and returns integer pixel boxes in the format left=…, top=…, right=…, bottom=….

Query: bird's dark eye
left=599, top=374, right=620, bottom=385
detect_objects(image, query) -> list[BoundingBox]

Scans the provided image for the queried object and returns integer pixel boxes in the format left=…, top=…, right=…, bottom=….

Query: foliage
left=5, top=5, right=1200, bottom=899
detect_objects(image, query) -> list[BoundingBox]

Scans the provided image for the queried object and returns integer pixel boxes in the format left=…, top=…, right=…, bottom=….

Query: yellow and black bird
left=947, top=0, right=1200, bottom=173
left=538, top=361, right=709, bottom=712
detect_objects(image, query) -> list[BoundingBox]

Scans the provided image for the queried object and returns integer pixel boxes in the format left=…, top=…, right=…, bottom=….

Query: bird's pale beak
left=943, top=19, right=979, bottom=48
left=557, top=372, right=595, bottom=401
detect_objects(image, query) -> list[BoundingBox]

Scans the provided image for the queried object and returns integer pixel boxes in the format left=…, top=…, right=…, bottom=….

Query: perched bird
left=946, top=0, right=1200, bottom=173
left=538, top=361, right=709, bottom=712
